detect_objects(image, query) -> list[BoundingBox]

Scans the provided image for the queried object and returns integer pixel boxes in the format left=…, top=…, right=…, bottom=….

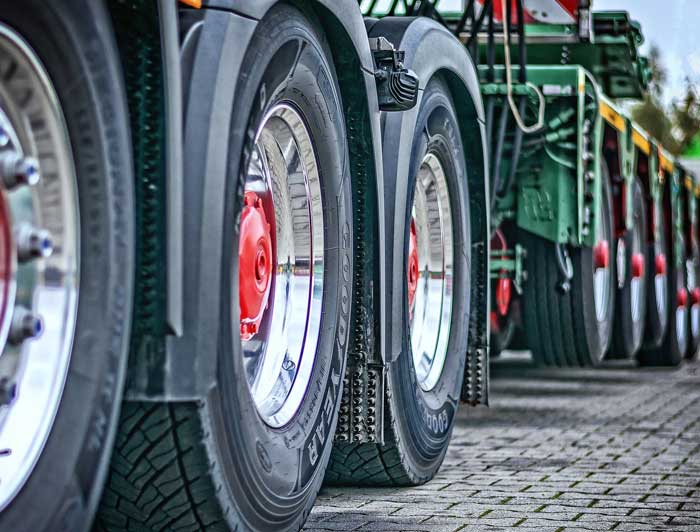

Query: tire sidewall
left=208, top=6, right=352, bottom=529
left=390, top=76, right=470, bottom=476
left=577, top=170, right=615, bottom=363
left=616, top=178, right=647, bottom=357
left=0, top=2, right=133, bottom=531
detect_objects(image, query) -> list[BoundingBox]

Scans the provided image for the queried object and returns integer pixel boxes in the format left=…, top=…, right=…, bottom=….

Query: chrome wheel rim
left=630, top=220, right=645, bottom=324
left=409, top=153, right=453, bottom=392
left=0, top=25, right=79, bottom=510
left=238, top=103, right=324, bottom=428
left=653, top=206, right=668, bottom=319
left=593, top=197, right=612, bottom=323
left=687, top=257, right=699, bottom=338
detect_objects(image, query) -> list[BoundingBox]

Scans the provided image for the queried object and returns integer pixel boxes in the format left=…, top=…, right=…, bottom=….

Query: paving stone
left=304, top=358, right=700, bottom=531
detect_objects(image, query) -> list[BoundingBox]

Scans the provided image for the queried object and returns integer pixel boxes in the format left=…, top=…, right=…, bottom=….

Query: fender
left=125, top=0, right=385, bottom=400
left=368, top=17, right=491, bottom=405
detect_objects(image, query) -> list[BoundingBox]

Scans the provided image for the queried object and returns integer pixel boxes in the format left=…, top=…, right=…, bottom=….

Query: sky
left=594, top=0, right=700, bottom=106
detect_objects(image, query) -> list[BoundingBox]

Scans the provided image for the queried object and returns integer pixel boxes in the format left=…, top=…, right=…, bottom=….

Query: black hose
left=491, top=98, right=510, bottom=209
left=465, top=0, right=492, bottom=49
left=515, top=0, right=527, bottom=83
left=366, top=0, right=380, bottom=15
left=454, top=0, right=475, bottom=37
left=388, top=0, right=400, bottom=16
left=498, top=96, right=526, bottom=198
left=486, top=0, right=495, bottom=80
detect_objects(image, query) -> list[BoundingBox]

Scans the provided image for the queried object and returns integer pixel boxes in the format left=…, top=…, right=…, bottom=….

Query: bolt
left=0, top=377, right=17, bottom=406
left=0, top=152, right=40, bottom=190
left=16, top=224, right=53, bottom=262
left=9, top=306, right=43, bottom=345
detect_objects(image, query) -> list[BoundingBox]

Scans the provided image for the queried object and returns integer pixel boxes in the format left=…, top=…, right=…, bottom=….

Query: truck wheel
left=0, top=2, right=134, bottom=531
left=611, top=178, right=648, bottom=358
left=686, top=240, right=700, bottom=359
left=96, top=6, right=351, bottom=531
left=638, top=226, right=688, bottom=366
left=522, top=170, right=615, bottom=367
left=643, top=202, right=669, bottom=349
left=490, top=313, right=515, bottom=357
left=327, top=76, right=470, bottom=486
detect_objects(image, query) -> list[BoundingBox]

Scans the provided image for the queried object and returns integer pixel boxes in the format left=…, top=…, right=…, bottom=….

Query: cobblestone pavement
left=305, top=354, right=700, bottom=532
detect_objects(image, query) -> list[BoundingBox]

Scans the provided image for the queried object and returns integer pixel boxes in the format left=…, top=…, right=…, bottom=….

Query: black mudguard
left=368, top=16, right=491, bottom=405
left=125, top=0, right=386, bottom=401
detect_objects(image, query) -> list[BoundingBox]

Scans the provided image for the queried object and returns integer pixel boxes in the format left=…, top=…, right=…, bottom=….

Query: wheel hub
left=692, top=287, right=700, bottom=306
left=594, top=240, right=609, bottom=269
left=678, top=287, right=688, bottom=308
left=238, top=103, right=325, bottom=428
left=655, top=253, right=667, bottom=276
left=409, top=152, right=453, bottom=392
left=407, top=218, right=419, bottom=314
left=0, top=24, right=79, bottom=512
left=631, top=253, right=645, bottom=279
left=239, top=191, right=273, bottom=341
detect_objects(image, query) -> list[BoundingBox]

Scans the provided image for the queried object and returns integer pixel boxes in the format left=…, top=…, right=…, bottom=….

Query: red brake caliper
left=239, top=191, right=273, bottom=341
left=407, top=218, right=419, bottom=316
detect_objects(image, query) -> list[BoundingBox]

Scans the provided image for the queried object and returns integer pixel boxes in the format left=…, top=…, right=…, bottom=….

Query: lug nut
left=9, top=306, right=43, bottom=345
left=16, top=224, right=53, bottom=262
left=0, top=152, right=40, bottom=190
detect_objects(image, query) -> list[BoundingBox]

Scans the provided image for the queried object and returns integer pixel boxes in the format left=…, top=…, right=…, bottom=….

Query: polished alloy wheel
left=409, top=152, right=453, bottom=392
left=238, top=103, right=324, bottom=428
left=687, top=256, right=700, bottom=340
left=593, top=203, right=612, bottom=323
left=0, top=25, right=79, bottom=510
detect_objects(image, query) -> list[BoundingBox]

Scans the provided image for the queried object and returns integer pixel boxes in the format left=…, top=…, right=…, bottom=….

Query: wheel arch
left=127, top=0, right=386, bottom=401
left=367, top=16, right=490, bottom=405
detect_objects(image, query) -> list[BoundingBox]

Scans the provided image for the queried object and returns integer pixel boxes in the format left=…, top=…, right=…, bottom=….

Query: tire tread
left=95, top=402, right=228, bottom=532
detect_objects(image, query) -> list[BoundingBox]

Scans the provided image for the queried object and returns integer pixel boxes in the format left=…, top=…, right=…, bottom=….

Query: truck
left=0, top=0, right=694, bottom=531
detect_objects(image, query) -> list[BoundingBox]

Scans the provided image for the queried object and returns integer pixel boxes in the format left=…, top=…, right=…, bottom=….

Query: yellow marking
left=685, top=175, right=694, bottom=191
left=179, top=0, right=201, bottom=7
left=599, top=100, right=626, bottom=132
left=632, top=129, right=651, bottom=155
left=658, top=150, right=674, bottom=174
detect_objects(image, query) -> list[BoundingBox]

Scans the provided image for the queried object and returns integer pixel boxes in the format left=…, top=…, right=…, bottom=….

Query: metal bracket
left=489, top=243, right=527, bottom=294
left=369, top=37, right=419, bottom=112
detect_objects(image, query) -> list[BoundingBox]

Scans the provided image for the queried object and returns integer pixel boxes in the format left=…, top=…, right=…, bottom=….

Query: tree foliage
left=631, top=45, right=700, bottom=156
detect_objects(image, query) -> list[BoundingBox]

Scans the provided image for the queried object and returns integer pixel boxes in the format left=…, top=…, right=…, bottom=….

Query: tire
left=490, top=311, right=515, bottom=357
left=96, top=6, right=352, bottom=531
left=522, top=169, right=615, bottom=367
left=686, top=240, right=700, bottom=359
left=326, top=76, right=470, bottom=486
left=611, top=178, right=648, bottom=358
left=638, top=206, right=688, bottom=366
left=0, top=2, right=134, bottom=531
left=642, top=200, right=670, bottom=349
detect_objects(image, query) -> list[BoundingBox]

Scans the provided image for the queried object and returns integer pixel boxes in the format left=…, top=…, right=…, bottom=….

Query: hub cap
left=238, top=103, right=324, bottom=428
left=652, top=205, right=668, bottom=319
left=0, top=26, right=79, bottom=510
left=593, top=217, right=612, bottom=323
left=409, top=153, right=453, bottom=392
left=686, top=257, right=699, bottom=339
